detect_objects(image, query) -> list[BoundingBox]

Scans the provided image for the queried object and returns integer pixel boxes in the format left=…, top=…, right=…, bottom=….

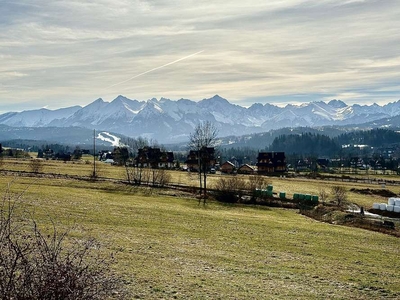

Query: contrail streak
left=106, top=50, right=204, bottom=89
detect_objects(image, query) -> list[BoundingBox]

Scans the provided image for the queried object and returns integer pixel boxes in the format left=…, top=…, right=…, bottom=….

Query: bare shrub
left=152, top=169, right=171, bottom=187
left=247, top=175, right=271, bottom=197
left=141, top=167, right=152, bottom=185
left=318, top=188, right=329, bottom=204
left=125, top=165, right=144, bottom=184
left=213, top=176, right=248, bottom=203
left=29, top=159, right=44, bottom=173
left=331, top=185, right=347, bottom=206
left=0, top=186, right=128, bottom=300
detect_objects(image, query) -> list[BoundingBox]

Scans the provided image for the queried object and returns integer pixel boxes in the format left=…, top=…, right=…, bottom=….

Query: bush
left=29, top=159, right=44, bottom=173
left=0, top=187, right=128, bottom=300
left=247, top=175, right=271, bottom=191
left=212, top=176, right=248, bottom=203
left=331, top=185, right=347, bottom=206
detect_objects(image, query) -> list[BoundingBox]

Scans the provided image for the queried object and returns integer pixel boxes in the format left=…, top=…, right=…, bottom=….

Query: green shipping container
left=266, top=190, right=273, bottom=197
left=279, top=192, right=286, bottom=199
left=312, top=195, right=319, bottom=203
left=298, top=194, right=305, bottom=201
left=293, top=193, right=299, bottom=200
left=305, top=194, right=312, bottom=201
left=267, top=185, right=273, bottom=191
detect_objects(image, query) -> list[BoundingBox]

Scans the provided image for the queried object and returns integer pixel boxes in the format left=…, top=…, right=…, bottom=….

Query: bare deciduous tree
left=331, top=185, right=347, bottom=206
left=188, top=121, right=218, bottom=204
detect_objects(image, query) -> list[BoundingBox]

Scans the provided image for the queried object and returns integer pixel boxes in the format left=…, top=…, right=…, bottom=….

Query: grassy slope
left=1, top=175, right=399, bottom=299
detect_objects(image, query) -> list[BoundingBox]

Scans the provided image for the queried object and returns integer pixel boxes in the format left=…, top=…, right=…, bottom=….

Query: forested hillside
left=267, top=129, right=400, bottom=156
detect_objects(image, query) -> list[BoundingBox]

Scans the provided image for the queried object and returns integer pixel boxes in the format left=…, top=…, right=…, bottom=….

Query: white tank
left=388, top=198, right=395, bottom=206
left=395, top=199, right=400, bottom=207
left=380, top=203, right=387, bottom=210
left=394, top=206, right=400, bottom=213
left=387, top=205, right=394, bottom=212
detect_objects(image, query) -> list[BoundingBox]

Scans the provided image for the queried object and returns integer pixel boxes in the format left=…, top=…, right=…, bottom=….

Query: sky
left=1, top=0, right=400, bottom=112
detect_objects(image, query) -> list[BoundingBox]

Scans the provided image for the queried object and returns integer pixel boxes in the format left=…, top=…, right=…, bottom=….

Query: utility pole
left=93, top=129, right=96, bottom=178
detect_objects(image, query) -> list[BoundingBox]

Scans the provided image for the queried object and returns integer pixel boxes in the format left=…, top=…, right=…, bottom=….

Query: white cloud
left=0, top=0, right=399, bottom=109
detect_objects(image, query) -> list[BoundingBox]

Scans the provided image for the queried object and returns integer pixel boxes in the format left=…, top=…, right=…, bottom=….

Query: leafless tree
left=318, top=187, right=329, bottom=204
left=331, top=185, right=347, bottom=206
left=188, top=121, right=218, bottom=204
left=152, top=169, right=171, bottom=187
left=29, top=159, right=44, bottom=173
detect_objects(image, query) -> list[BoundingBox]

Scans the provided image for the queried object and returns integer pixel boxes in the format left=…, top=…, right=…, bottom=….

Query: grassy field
left=1, top=171, right=399, bottom=299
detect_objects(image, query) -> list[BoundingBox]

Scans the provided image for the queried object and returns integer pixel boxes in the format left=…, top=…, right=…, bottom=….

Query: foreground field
left=1, top=174, right=399, bottom=299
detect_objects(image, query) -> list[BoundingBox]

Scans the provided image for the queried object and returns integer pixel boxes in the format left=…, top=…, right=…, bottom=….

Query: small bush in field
left=29, top=159, right=44, bottom=173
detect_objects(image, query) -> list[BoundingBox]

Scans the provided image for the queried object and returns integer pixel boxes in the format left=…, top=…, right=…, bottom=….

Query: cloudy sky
left=1, top=0, right=400, bottom=112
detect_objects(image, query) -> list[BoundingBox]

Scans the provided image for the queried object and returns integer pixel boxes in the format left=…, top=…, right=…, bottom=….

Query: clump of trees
left=212, top=175, right=270, bottom=203
left=0, top=187, right=128, bottom=300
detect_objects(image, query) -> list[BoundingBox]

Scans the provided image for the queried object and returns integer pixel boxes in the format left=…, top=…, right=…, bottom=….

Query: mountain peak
left=112, top=95, right=130, bottom=102
left=328, top=99, right=347, bottom=108
left=200, top=95, right=230, bottom=105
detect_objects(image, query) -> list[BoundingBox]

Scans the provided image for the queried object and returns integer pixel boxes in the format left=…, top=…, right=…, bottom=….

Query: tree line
left=267, top=129, right=400, bottom=157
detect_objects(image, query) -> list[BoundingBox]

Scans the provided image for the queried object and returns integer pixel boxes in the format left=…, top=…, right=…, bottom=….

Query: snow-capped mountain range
left=1, top=95, right=400, bottom=143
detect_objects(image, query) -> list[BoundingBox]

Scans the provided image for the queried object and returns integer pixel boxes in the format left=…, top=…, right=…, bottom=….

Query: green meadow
left=1, top=168, right=399, bottom=299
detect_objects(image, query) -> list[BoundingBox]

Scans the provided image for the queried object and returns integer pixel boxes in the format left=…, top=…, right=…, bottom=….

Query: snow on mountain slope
left=97, top=132, right=121, bottom=147
left=1, top=95, right=400, bottom=143
left=0, top=106, right=81, bottom=127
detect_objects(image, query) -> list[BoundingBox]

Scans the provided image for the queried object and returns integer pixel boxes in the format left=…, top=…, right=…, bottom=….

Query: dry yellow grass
left=2, top=158, right=399, bottom=210
left=0, top=174, right=399, bottom=299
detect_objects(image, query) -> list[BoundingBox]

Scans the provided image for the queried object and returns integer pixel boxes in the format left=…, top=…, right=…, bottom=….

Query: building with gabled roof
left=136, top=147, right=174, bottom=169
left=257, top=152, right=286, bottom=174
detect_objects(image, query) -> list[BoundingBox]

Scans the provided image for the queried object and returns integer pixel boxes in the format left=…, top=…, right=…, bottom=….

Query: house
left=295, top=159, right=311, bottom=171
left=257, top=152, right=287, bottom=174
left=317, top=158, right=330, bottom=169
left=99, top=150, right=113, bottom=161
left=136, top=147, right=174, bottom=169
left=185, top=147, right=216, bottom=171
left=237, top=164, right=256, bottom=175
left=220, top=161, right=235, bottom=174
left=350, top=157, right=364, bottom=169
left=43, top=148, right=55, bottom=160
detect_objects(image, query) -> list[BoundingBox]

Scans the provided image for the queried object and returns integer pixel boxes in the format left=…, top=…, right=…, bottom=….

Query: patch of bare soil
left=300, top=205, right=400, bottom=238
left=350, top=188, right=397, bottom=198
